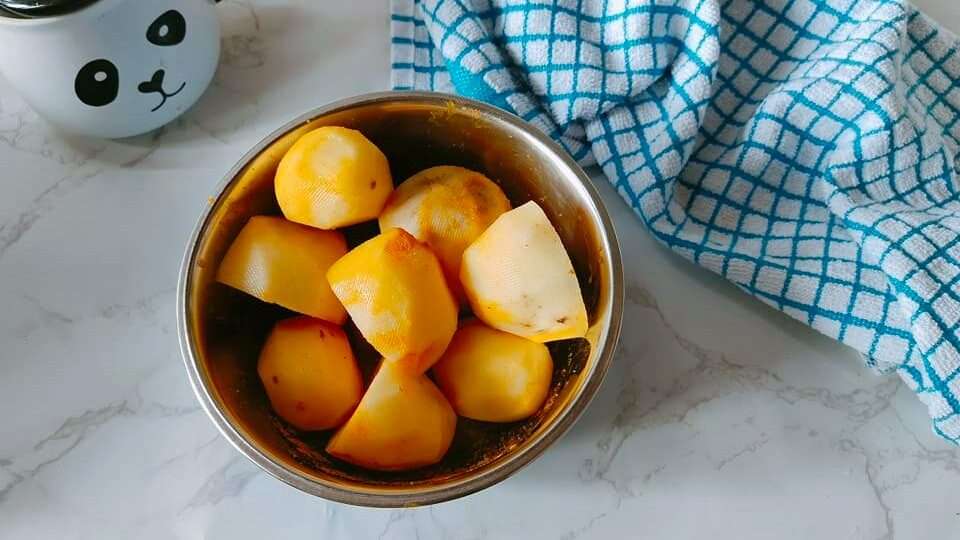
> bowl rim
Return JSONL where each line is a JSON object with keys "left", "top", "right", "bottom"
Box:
{"left": 177, "top": 90, "right": 624, "bottom": 507}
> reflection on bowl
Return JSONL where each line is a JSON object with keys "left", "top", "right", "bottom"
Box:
{"left": 177, "top": 92, "right": 623, "bottom": 507}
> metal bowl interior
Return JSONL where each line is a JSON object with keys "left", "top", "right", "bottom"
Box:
{"left": 178, "top": 92, "right": 623, "bottom": 507}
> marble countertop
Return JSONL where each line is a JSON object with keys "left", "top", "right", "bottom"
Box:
{"left": 1, "top": 1, "right": 959, "bottom": 538}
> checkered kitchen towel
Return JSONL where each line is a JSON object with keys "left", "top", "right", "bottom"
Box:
{"left": 390, "top": 0, "right": 960, "bottom": 443}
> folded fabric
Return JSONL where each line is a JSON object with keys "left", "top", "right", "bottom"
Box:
{"left": 390, "top": 0, "right": 960, "bottom": 444}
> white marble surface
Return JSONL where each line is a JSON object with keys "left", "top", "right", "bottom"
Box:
{"left": 1, "top": 1, "right": 959, "bottom": 538}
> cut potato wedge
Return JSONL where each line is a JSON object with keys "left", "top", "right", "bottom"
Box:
{"left": 460, "top": 201, "right": 588, "bottom": 342}
{"left": 217, "top": 216, "right": 348, "bottom": 323}
{"left": 275, "top": 126, "right": 393, "bottom": 229}
{"left": 257, "top": 317, "right": 363, "bottom": 431}
{"left": 379, "top": 166, "right": 511, "bottom": 301}
{"left": 327, "top": 228, "right": 458, "bottom": 373}
{"left": 433, "top": 319, "right": 553, "bottom": 422}
{"left": 326, "top": 361, "right": 456, "bottom": 471}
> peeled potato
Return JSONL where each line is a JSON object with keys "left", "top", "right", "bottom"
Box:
{"left": 326, "top": 361, "right": 456, "bottom": 471}
{"left": 257, "top": 317, "right": 363, "bottom": 431}
{"left": 433, "top": 320, "right": 553, "bottom": 422}
{"left": 460, "top": 201, "right": 588, "bottom": 342}
{"left": 327, "top": 228, "right": 457, "bottom": 373}
{"left": 378, "top": 166, "right": 511, "bottom": 300}
{"left": 217, "top": 216, "right": 348, "bottom": 323}
{"left": 275, "top": 126, "right": 393, "bottom": 229}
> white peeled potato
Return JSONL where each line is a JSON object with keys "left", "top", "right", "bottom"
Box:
{"left": 275, "top": 126, "right": 393, "bottom": 229}
{"left": 460, "top": 201, "right": 587, "bottom": 342}
{"left": 326, "top": 362, "right": 456, "bottom": 471}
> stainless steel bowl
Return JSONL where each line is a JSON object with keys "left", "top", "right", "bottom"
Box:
{"left": 178, "top": 91, "right": 623, "bottom": 507}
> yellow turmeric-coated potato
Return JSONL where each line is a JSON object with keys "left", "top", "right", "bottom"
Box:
{"left": 433, "top": 320, "right": 553, "bottom": 422}
{"left": 327, "top": 228, "right": 458, "bottom": 373}
{"left": 460, "top": 201, "right": 588, "bottom": 342}
{"left": 216, "top": 216, "right": 348, "bottom": 324}
{"left": 257, "top": 317, "right": 363, "bottom": 431}
{"left": 326, "top": 361, "right": 456, "bottom": 471}
{"left": 378, "top": 166, "right": 511, "bottom": 301}
{"left": 275, "top": 126, "right": 393, "bottom": 229}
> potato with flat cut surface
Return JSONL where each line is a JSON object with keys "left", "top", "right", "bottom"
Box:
{"left": 327, "top": 228, "right": 458, "bottom": 373}
{"left": 433, "top": 319, "right": 553, "bottom": 422}
{"left": 275, "top": 126, "right": 393, "bottom": 229}
{"left": 258, "top": 317, "right": 363, "bottom": 431}
{"left": 379, "top": 166, "right": 511, "bottom": 301}
{"left": 216, "top": 216, "right": 347, "bottom": 323}
{"left": 460, "top": 201, "right": 588, "bottom": 342}
{"left": 326, "top": 361, "right": 456, "bottom": 471}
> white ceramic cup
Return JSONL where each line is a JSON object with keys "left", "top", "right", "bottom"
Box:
{"left": 0, "top": 0, "right": 221, "bottom": 138}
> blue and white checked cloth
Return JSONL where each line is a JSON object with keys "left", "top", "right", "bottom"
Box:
{"left": 390, "top": 0, "right": 960, "bottom": 443}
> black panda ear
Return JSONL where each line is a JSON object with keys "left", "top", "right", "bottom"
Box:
{"left": 147, "top": 10, "right": 186, "bottom": 46}
{"left": 75, "top": 59, "right": 119, "bottom": 107}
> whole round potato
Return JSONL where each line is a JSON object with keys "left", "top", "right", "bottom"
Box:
{"left": 257, "top": 317, "right": 363, "bottom": 431}
{"left": 379, "top": 166, "right": 511, "bottom": 301}
{"left": 433, "top": 319, "right": 552, "bottom": 422}
{"left": 275, "top": 126, "right": 393, "bottom": 229}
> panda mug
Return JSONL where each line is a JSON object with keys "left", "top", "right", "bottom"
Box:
{"left": 0, "top": 0, "right": 221, "bottom": 138}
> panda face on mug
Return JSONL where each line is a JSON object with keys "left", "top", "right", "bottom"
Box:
{"left": 0, "top": 0, "right": 220, "bottom": 137}
{"left": 74, "top": 9, "right": 190, "bottom": 112}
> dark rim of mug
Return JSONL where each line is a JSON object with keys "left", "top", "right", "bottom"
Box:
{"left": 0, "top": 0, "right": 100, "bottom": 18}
